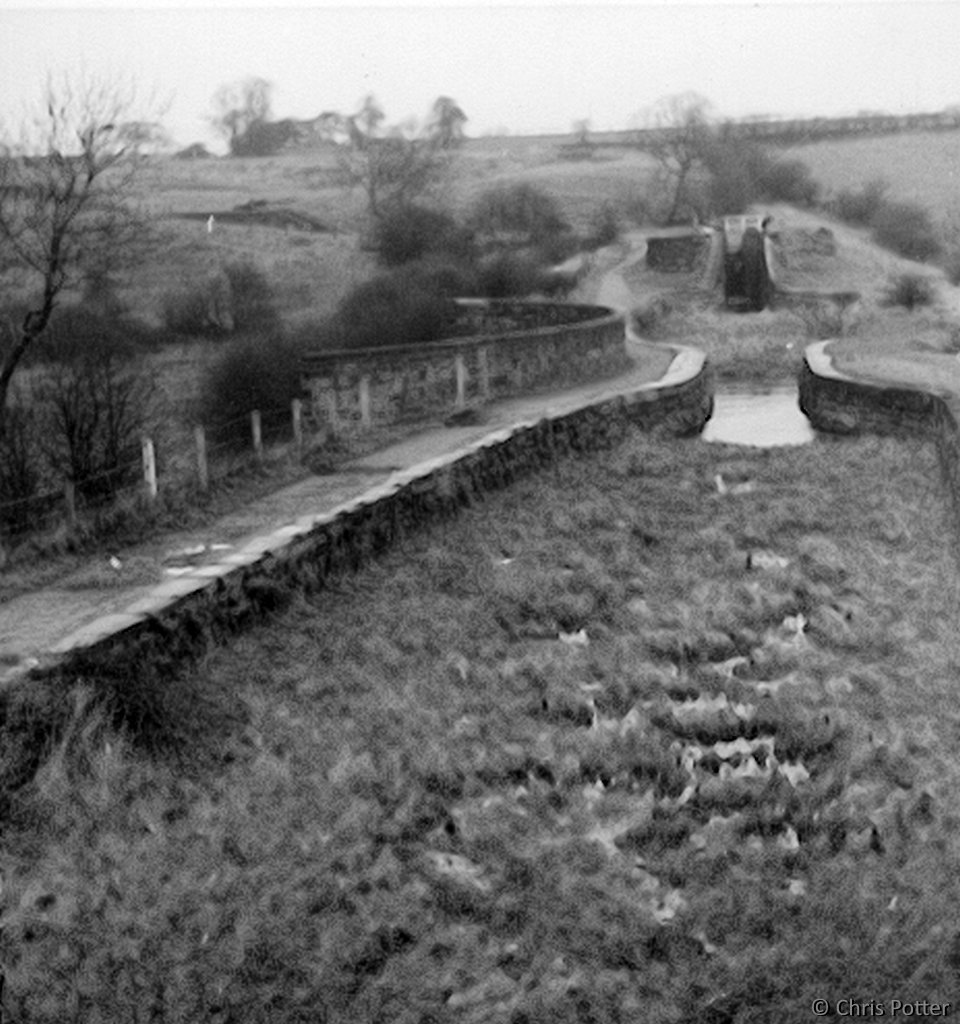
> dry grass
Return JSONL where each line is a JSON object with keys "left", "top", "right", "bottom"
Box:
{"left": 4, "top": 428, "right": 960, "bottom": 1021}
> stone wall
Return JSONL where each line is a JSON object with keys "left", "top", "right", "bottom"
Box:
{"left": 301, "top": 301, "right": 629, "bottom": 435}
{"left": 646, "top": 233, "right": 709, "bottom": 273}
{"left": 800, "top": 341, "right": 960, "bottom": 532}
{"left": 22, "top": 354, "right": 712, "bottom": 692}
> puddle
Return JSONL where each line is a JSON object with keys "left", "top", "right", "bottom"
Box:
{"left": 701, "top": 387, "right": 815, "bottom": 447}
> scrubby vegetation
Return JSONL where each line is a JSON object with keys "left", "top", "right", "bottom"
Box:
{"left": 0, "top": 307, "right": 159, "bottom": 534}
{"left": 161, "top": 260, "right": 280, "bottom": 337}
{"left": 4, "top": 429, "right": 960, "bottom": 1020}
{"left": 880, "top": 271, "right": 938, "bottom": 311}
{"left": 826, "top": 178, "right": 943, "bottom": 264}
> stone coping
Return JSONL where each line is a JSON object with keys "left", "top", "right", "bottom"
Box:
{"left": 2, "top": 342, "right": 709, "bottom": 693}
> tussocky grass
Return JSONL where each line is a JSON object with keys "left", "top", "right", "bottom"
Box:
{"left": 3, "top": 428, "right": 960, "bottom": 1021}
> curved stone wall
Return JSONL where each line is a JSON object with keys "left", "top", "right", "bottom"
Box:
{"left": 8, "top": 347, "right": 712, "bottom": 697}
{"left": 301, "top": 300, "right": 629, "bottom": 435}
{"left": 800, "top": 340, "right": 960, "bottom": 530}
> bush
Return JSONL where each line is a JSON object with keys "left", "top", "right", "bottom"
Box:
{"left": 198, "top": 331, "right": 306, "bottom": 447}
{"left": 880, "top": 272, "right": 937, "bottom": 310}
{"left": 161, "top": 261, "right": 278, "bottom": 337}
{"left": 373, "top": 203, "right": 475, "bottom": 267}
{"left": 222, "top": 260, "right": 280, "bottom": 333}
{"left": 476, "top": 252, "right": 551, "bottom": 298}
{"left": 33, "top": 309, "right": 156, "bottom": 502}
{"left": 334, "top": 271, "right": 457, "bottom": 350}
{"left": 870, "top": 201, "right": 942, "bottom": 262}
{"left": 470, "top": 182, "right": 569, "bottom": 246}
{"left": 757, "top": 158, "right": 820, "bottom": 206}
{"left": 586, "top": 203, "right": 621, "bottom": 249}
{"left": 390, "top": 257, "right": 480, "bottom": 298}
{"left": 831, "top": 178, "right": 889, "bottom": 226}
{"left": 0, "top": 401, "right": 41, "bottom": 536}
{"left": 161, "top": 281, "right": 228, "bottom": 337}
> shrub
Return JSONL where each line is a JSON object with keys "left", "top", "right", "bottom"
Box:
{"left": 586, "top": 203, "right": 621, "bottom": 249}
{"left": 0, "top": 401, "right": 41, "bottom": 537}
{"left": 198, "top": 331, "right": 306, "bottom": 447}
{"left": 373, "top": 203, "right": 475, "bottom": 267}
{"left": 390, "top": 256, "right": 479, "bottom": 298}
{"left": 831, "top": 178, "right": 889, "bottom": 226}
{"left": 161, "top": 281, "right": 226, "bottom": 337}
{"left": 534, "top": 231, "right": 582, "bottom": 265}
{"left": 32, "top": 308, "right": 157, "bottom": 502}
{"left": 222, "top": 260, "right": 280, "bottom": 333}
{"left": 757, "top": 158, "right": 819, "bottom": 206}
{"left": 870, "top": 201, "right": 942, "bottom": 262}
{"left": 476, "top": 252, "right": 550, "bottom": 298}
{"left": 880, "top": 272, "right": 937, "bottom": 310}
{"left": 701, "top": 137, "right": 766, "bottom": 216}
{"left": 334, "top": 271, "right": 457, "bottom": 349}
{"left": 162, "top": 262, "right": 277, "bottom": 337}
{"left": 469, "top": 182, "right": 569, "bottom": 246}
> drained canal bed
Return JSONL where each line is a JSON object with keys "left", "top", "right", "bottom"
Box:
{"left": 701, "top": 386, "right": 815, "bottom": 446}
{"left": 5, "top": 428, "right": 960, "bottom": 1020}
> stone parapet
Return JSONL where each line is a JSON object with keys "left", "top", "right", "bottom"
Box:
{"left": 301, "top": 300, "right": 630, "bottom": 434}
{"left": 9, "top": 346, "right": 711, "bottom": 693}
{"left": 800, "top": 340, "right": 960, "bottom": 534}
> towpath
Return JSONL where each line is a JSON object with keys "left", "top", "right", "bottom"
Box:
{"left": 0, "top": 236, "right": 680, "bottom": 680}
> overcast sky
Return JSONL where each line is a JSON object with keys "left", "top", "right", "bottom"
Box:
{"left": 3, "top": 2, "right": 960, "bottom": 150}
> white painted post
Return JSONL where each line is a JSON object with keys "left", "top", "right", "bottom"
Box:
{"left": 251, "top": 410, "right": 263, "bottom": 461}
{"left": 359, "top": 376, "right": 371, "bottom": 429}
{"left": 291, "top": 398, "right": 303, "bottom": 454}
{"left": 455, "top": 353, "right": 467, "bottom": 409}
{"left": 142, "top": 438, "right": 158, "bottom": 501}
{"left": 194, "top": 425, "right": 209, "bottom": 492}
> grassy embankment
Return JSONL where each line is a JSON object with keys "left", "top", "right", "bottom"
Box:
{"left": 3, "top": 426, "right": 960, "bottom": 1021}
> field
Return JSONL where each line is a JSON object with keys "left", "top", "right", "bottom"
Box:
{"left": 4, "top": 427, "right": 960, "bottom": 1021}
{"left": 788, "top": 129, "right": 960, "bottom": 222}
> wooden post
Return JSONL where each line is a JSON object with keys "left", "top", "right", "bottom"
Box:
{"left": 251, "top": 410, "right": 263, "bottom": 461}
{"left": 455, "top": 354, "right": 467, "bottom": 410}
{"left": 64, "top": 479, "right": 77, "bottom": 529}
{"left": 291, "top": 398, "right": 303, "bottom": 455}
{"left": 142, "top": 437, "right": 158, "bottom": 501}
{"left": 194, "top": 425, "right": 209, "bottom": 492}
{"left": 359, "top": 376, "right": 371, "bottom": 429}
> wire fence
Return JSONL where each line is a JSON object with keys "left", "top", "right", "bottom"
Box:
{"left": 0, "top": 398, "right": 308, "bottom": 551}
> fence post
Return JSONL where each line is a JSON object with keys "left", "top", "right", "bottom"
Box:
{"left": 142, "top": 437, "right": 158, "bottom": 501}
{"left": 251, "top": 410, "right": 263, "bottom": 461}
{"left": 291, "top": 398, "right": 303, "bottom": 456}
{"left": 63, "top": 479, "right": 77, "bottom": 530}
{"left": 195, "top": 425, "right": 209, "bottom": 492}
{"left": 359, "top": 377, "right": 371, "bottom": 429}
{"left": 455, "top": 353, "right": 467, "bottom": 410}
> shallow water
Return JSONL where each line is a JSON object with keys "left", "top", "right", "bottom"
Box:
{"left": 700, "top": 387, "right": 815, "bottom": 447}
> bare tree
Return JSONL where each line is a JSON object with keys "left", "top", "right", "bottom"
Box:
{"left": 209, "top": 77, "right": 273, "bottom": 155}
{"left": 427, "top": 96, "right": 468, "bottom": 150}
{"left": 0, "top": 73, "right": 161, "bottom": 429}
{"left": 642, "top": 92, "right": 716, "bottom": 224}
{"left": 320, "top": 95, "right": 463, "bottom": 219}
